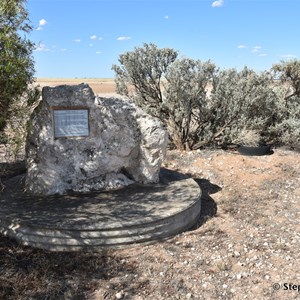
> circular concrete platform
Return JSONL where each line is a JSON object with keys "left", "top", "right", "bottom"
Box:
{"left": 0, "top": 169, "right": 201, "bottom": 251}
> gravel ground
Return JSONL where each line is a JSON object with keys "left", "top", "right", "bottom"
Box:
{"left": 1, "top": 148, "right": 300, "bottom": 300}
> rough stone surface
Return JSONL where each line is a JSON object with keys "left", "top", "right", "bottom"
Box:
{"left": 25, "top": 83, "right": 168, "bottom": 195}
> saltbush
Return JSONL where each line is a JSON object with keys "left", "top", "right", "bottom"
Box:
{"left": 113, "top": 44, "right": 300, "bottom": 150}
{"left": 112, "top": 43, "right": 178, "bottom": 121}
{"left": 201, "top": 67, "right": 278, "bottom": 147}
{"left": 270, "top": 60, "right": 300, "bottom": 149}
{"left": 163, "top": 58, "right": 216, "bottom": 149}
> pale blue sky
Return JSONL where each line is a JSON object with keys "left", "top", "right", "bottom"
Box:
{"left": 28, "top": 0, "right": 300, "bottom": 78}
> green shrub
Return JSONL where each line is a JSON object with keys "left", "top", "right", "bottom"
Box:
{"left": 271, "top": 60, "right": 300, "bottom": 149}
{"left": 163, "top": 58, "right": 216, "bottom": 149}
{"left": 113, "top": 44, "right": 300, "bottom": 150}
{"left": 271, "top": 118, "right": 300, "bottom": 150}
{"left": 112, "top": 43, "right": 178, "bottom": 120}
{"left": 113, "top": 45, "right": 216, "bottom": 150}
{"left": 195, "top": 67, "right": 278, "bottom": 147}
{"left": 272, "top": 59, "right": 300, "bottom": 101}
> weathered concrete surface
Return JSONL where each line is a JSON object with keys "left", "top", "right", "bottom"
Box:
{"left": 25, "top": 84, "right": 168, "bottom": 195}
{"left": 0, "top": 169, "right": 201, "bottom": 251}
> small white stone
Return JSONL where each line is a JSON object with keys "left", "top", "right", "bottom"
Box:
{"left": 115, "top": 291, "right": 124, "bottom": 299}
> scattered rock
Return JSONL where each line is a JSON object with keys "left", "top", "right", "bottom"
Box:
{"left": 115, "top": 290, "right": 124, "bottom": 299}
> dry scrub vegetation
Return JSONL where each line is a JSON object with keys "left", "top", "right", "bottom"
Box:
{"left": 1, "top": 148, "right": 300, "bottom": 300}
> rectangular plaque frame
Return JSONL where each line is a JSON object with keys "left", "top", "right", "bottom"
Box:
{"left": 52, "top": 107, "right": 90, "bottom": 138}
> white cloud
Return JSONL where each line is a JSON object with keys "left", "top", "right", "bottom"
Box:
{"left": 117, "top": 36, "right": 131, "bottom": 41}
{"left": 39, "top": 19, "right": 47, "bottom": 26}
{"left": 36, "top": 18, "right": 47, "bottom": 30}
{"left": 252, "top": 46, "right": 262, "bottom": 53}
{"left": 98, "top": 37, "right": 103, "bottom": 40}
{"left": 280, "top": 54, "right": 297, "bottom": 59}
{"left": 258, "top": 53, "right": 268, "bottom": 57}
{"left": 238, "top": 44, "right": 247, "bottom": 49}
{"left": 35, "top": 43, "right": 49, "bottom": 52}
{"left": 73, "top": 39, "right": 81, "bottom": 43}
{"left": 89, "top": 43, "right": 93, "bottom": 47}
{"left": 212, "top": 0, "right": 224, "bottom": 7}
{"left": 164, "top": 15, "right": 169, "bottom": 19}
{"left": 96, "top": 51, "right": 102, "bottom": 54}
{"left": 90, "top": 35, "right": 97, "bottom": 40}
{"left": 60, "top": 48, "right": 67, "bottom": 52}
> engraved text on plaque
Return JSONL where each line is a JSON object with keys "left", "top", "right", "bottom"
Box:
{"left": 53, "top": 109, "right": 89, "bottom": 138}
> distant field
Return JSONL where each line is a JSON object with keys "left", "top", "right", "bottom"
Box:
{"left": 35, "top": 78, "right": 116, "bottom": 95}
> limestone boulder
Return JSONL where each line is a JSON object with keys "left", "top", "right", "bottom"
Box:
{"left": 25, "top": 83, "right": 168, "bottom": 195}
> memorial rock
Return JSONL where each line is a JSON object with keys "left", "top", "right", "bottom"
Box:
{"left": 25, "top": 83, "right": 168, "bottom": 195}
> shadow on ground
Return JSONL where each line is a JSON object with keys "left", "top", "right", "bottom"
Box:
{"left": 190, "top": 178, "right": 220, "bottom": 229}
{"left": 0, "top": 161, "right": 26, "bottom": 179}
{"left": 0, "top": 234, "right": 143, "bottom": 299}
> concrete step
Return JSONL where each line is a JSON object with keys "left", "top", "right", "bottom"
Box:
{"left": 4, "top": 198, "right": 200, "bottom": 251}
{"left": 1, "top": 169, "right": 202, "bottom": 251}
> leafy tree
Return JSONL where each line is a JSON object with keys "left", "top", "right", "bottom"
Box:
{"left": 0, "top": 0, "right": 35, "bottom": 144}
